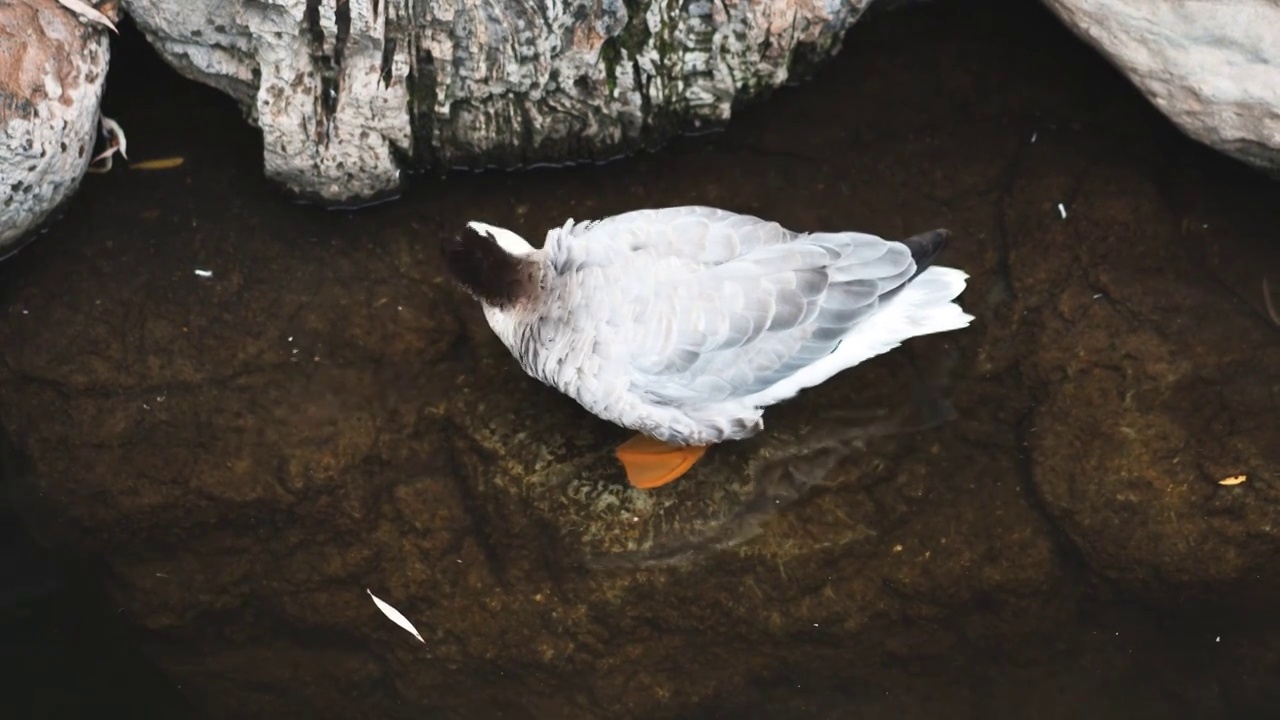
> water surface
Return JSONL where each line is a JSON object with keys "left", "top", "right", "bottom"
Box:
{"left": 2, "top": 0, "right": 1278, "bottom": 718}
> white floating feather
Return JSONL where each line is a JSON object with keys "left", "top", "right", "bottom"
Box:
{"left": 366, "top": 588, "right": 425, "bottom": 643}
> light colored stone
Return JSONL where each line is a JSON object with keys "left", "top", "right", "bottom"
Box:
{"left": 0, "top": 0, "right": 112, "bottom": 258}
{"left": 121, "top": 0, "right": 869, "bottom": 206}
{"left": 1043, "top": 0, "right": 1280, "bottom": 175}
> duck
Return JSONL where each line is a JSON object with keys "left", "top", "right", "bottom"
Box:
{"left": 443, "top": 206, "right": 974, "bottom": 490}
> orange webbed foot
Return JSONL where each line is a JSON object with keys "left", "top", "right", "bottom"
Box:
{"left": 614, "top": 434, "right": 708, "bottom": 489}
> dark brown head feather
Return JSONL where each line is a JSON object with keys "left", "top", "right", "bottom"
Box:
{"left": 443, "top": 226, "right": 534, "bottom": 308}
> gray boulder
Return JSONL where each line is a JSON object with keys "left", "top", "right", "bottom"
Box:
{"left": 119, "top": 0, "right": 870, "bottom": 205}
{"left": 0, "top": 0, "right": 113, "bottom": 258}
{"left": 1043, "top": 0, "right": 1280, "bottom": 177}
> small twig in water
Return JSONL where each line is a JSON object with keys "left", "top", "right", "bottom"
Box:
{"left": 87, "top": 116, "right": 127, "bottom": 173}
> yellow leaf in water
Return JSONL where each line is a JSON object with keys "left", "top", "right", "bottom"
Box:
{"left": 131, "top": 157, "right": 186, "bottom": 171}
{"left": 1218, "top": 475, "right": 1247, "bottom": 486}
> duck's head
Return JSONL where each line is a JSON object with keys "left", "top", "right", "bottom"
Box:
{"left": 443, "top": 221, "right": 539, "bottom": 309}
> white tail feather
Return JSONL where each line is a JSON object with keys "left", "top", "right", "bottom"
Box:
{"left": 744, "top": 266, "right": 974, "bottom": 407}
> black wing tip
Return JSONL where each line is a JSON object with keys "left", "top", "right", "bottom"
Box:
{"left": 902, "top": 228, "right": 950, "bottom": 275}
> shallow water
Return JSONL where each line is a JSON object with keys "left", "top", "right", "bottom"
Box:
{"left": 2, "top": 0, "right": 1279, "bottom": 718}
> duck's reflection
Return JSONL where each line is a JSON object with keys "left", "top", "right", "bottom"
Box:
{"left": 582, "top": 376, "right": 958, "bottom": 569}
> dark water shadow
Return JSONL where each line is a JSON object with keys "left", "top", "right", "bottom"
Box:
{"left": 0, "top": 422, "right": 196, "bottom": 717}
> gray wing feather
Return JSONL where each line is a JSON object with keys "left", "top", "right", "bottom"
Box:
{"left": 551, "top": 209, "right": 918, "bottom": 405}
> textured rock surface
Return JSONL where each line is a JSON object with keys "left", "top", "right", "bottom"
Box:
{"left": 1005, "top": 134, "right": 1280, "bottom": 606}
{"left": 2, "top": 2, "right": 1279, "bottom": 718}
{"left": 1043, "top": 0, "right": 1280, "bottom": 176}
{"left": 0, "top": 0, "right": 112, "bottom": 258}
{"left": 119, "top": 0, "right": 868, "bottom": 205}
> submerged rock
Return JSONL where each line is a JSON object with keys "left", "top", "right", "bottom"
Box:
{"left": 119, "top": 0, "right": 870, "bottom": 205}
{"left": 1043, "top": 0, "right": 1280, "bottom": 177}
{"left": 1008, "top": 151, "right": 1280, "bottom": 607}
{"left": 0, "top": 0, "right": 113, "bottom": 259}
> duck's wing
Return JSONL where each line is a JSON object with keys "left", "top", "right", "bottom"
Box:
{"left": 554, "top": 208, "right": 921, "bottom": 406}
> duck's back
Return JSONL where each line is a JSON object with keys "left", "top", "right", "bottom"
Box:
{"left": 542, "top": 206, "right": 802, "bottom": 274}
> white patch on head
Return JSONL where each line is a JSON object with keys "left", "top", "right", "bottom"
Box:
{"left": 467, "top": 221, "right": 536, "bottom": 257}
